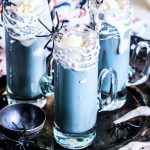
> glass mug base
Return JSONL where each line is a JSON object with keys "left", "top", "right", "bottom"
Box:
{"left": 7, "top": 96, "right": 47, "bottom": 108}
{"left": 99, "top": 89, "right": 127, "bottom": 111}
{"left": 53, "top": 123, "right": 96, "bottom": 149}
{"left": 100, "top": 95, "right": 126, "bottom": 111}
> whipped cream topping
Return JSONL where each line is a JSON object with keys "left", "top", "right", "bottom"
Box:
{"left": 90, "top": 0, "right": 132, "bottom": 54}
{"left": 53, "top": 26, "right": 99, "bottom": 71}
{"left": 3, "top": 0, "right": 52, "bottom": 45}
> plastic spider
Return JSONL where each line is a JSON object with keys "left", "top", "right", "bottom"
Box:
{"left": 36, "top": 11, "right": 64, "bottom": 50}
{"left": 108, "top": 120, "right": 141, "bottom": 142}
{"left": 36, "top": 12, "right": 63, "bottom": 95}
{"left": 12, "top": 122, "right": 34, "bottom": 150}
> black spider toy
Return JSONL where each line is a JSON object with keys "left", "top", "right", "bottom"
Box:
{"left": 108, "top": 119, "right": 142, "bottom": 142}
{"left": 36, "top": 11, "right": 64, "bottom": 50}
{"left": 12, "top": 122, "right": 34, "bottom": 150}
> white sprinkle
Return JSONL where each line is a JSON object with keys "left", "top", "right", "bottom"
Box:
{"left": 79, "top": 79, "right": 87, "bottom": 84}
{"left": 10, "top": 40, "right": 15, "bottom": 44}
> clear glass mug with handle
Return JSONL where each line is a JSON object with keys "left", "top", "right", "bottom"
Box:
{"left": 52, "top": 25, "right": 118, "bottom": 149}
{"left": 3, "top": 0, "right": 53, "bottom": 107}
{"left": 90, "top": 0, "right": 150, "bottom": 111}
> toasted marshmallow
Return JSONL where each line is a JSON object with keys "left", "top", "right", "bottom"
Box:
{"left": 60, "top": 33, "right": 84, "bottom": 48}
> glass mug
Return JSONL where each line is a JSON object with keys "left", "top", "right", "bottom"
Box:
{"left": 52, "top": 26, "right": 117, "bottom": 149}
{"left": 91, "top": 0, "right": 150, "bottom": 111}
{"left": 3, "top": 0, "right": 53, "bottom": 107}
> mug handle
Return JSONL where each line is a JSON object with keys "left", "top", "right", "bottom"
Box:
{"left": 128, "top": 41, "right": 150, "bottom": 86}
{"left": 97, "top": 68, "right": 118, "bottom": 112}
{"left": 40, "top": 52, "right": 54, "bottom": 96}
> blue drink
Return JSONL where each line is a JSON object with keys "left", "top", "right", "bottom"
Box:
{"left": 3, "top": 0, "right": 52, "bottom": 107}
{"left": 99, "top": 23, "right": 131, "bottom": 96}
{"left": 5, "top": 31, "right": 47, "bottom": 104}
{"left": 54, "top": 62, "right": 98, "bottom": 133}
{"left": 53, "top": 26, "right": 99, "bottom": 149}
{"left": 90, "top": 0, "right": 132, "bottom": 110}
